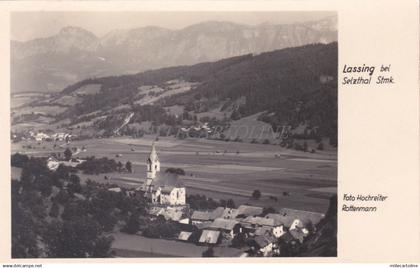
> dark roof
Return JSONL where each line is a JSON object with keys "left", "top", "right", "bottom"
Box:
{"left": 264, "top": 213, "right": 296, "bottom": 228}
{"left": 279, "top": 231, "right": 296, "bottom": 243}
{"left": 277, "top": 208, "right": 324, "bottom": 226}
{"left": 253, "top": 235, "right": 275, "bottom": 248}
{"left": 289, "top": 228, "right": 307, "bottom": 243}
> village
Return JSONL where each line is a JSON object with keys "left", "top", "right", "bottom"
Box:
{"left": 92, "top": 142, "right": 326, "bottom": 257}
{"left": 11, "top": 140, "right": 329, "bottom": 257}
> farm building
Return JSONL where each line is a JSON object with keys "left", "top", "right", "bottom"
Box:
{"left": 208, "top": 218, "right": 241, "bottom": 238}
{"left": 236, "top": 205, "right": 264, "bottom": 218}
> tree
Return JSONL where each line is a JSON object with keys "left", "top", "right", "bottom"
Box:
{"left": 44, "top": 217, "right": 113, "bottom": 258}
{"left": 49, "top": 202, "right": 60, "bottom": 218}
{"left": 11, "top": 153, "right": 29, "bottom": 167}
{"left": 252, "top": 189, "right": 261, "bottom": 200}
{"left": 261, "top": 207, "right": 275, "bottom": 216}
{"left": 231, "top": 233, "right": 247, "bottom": 248}
{"left": 125, "top": 161, "right": 132, "bottom": 173}
{"left": 117, "top": 161, "right": 123, "bottom": 172}
{"left": 165, "top": 167, "right": 185, "bottom": 176}
{"left": 317, "top": 142, "right": 324, "bottom": 151}
{"left": 122, "top": 214, "right": 140, "bottom": 234}
{"left": 226, "top": 199, "right": 235, "bottom": 208}
{"left": 64, "top": 148, "right": 72, "bottom": 161}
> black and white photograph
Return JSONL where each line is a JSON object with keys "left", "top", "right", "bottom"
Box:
{"left": 10, "top": 11, "right": 338, "bottom": 258}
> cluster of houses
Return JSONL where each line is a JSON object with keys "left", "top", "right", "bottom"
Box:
{"left": 197, "top": 206, "right": 324, "bottom": 256}
{"left": 136, "top": 142, "right": 324, "bottom": 257}
{"left": 148, "top": 204, "right": 324, "bottom": 257}
{"left": 24, "top": 131, "right": 73, "bottom": 142}
{"left": 180, "top": 122, "right": 212, "bottom": 134}
{"left": 46, "top": 155, "right": 86, "bottom": 171}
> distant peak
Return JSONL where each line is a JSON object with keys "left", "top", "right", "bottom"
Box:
{"left": 59, "top": 26, "right": 97, "bottom": 38}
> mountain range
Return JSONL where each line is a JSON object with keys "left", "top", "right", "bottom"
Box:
{"left": 11, "top": 17, "right": 337, "bottom": 93}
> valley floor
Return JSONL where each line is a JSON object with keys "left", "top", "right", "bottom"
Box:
{"left": 11, "top": 136, "right": 337, "bottom": 214}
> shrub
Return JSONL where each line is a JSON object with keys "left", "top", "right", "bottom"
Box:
{"left": 252, "top": 190, "right": 261, "bottom": 199}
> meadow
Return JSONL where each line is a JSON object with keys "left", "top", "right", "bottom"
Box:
{"left": 11, "top": 136, "right": 337, "bottom": 213}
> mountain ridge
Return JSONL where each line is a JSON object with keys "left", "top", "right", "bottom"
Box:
{"left": 11, "top": 18, "right": 337, "bottom": 93}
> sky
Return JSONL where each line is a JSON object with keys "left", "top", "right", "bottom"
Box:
{"left": 11, "top": 11, "right": 335, "bottom": 41}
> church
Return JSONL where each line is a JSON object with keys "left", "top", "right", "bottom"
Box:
{"left": 139, "top": 142, "right": 186, "bottom": 206}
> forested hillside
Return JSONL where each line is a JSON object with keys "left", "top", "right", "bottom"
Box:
{"left": 13, "top": 43, "right": 337, "bottom": 145}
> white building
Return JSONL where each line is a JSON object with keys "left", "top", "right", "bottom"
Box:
{"left": 151, "top": 186, "right": 186, "bottom": 206}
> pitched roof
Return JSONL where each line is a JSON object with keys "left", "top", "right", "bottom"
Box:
{"left": 289, "top": 228, "right": 307, "bottom": 243}
{"left": 279, "top": 231, "right": 296, "bottom": 243}
{"left": 210, "top": 207, "right": 225, "bottom": 219}
{"left": 191, "top": 207, "right": 225, "bottom": 222}
{"left": 255, "top": 226, "right": 272, "bottom": 236}
{"left": 220, "top": 208, "right": 239, "bottom": 219}
{"left": 277, "top": 208, "right": 325, "bottom": 226}
{"left": 148, "top": 142, "right": 159, "bottom": 162}
{"left": 253, "top": 235, "right": 274, "bottom": 248}
{"left": 196, "top": 222, "right": 212, "bottom": 230}
{"left": 264, "top": 213, "right": 296, "bottom": 228}
{"left": 237, "top": 205, "right": 263, "bottom": 217}
{"left": 199, "top": 230, "right": 220, "bottom": 244}
{"left": 178, "top": 231, "right": 192, "bottom": 241}
{"left": 149, "top": 206, "right": 183, "bottom": 221}
{"left": 241, "top": 216, "right": 276, "bottom": 227}
{"left": 209, "top": 218, "right": 239, "bottom": 231}
{"left": 191, "top": 211, "right": 211, "bottom": 221}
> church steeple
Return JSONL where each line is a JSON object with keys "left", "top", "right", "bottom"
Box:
{"left": 146, "top": 141, "right": 160, "bottom": 180}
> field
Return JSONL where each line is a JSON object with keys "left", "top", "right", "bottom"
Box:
{"left": 11, "top": 136, "right": 337, "bottom": 213}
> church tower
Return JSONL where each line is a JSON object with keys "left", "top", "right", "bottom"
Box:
{"left": 145, "top": 142, "right": 160, "bottom": 187}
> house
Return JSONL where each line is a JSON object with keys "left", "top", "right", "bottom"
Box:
{"left": 34, "top": 132, "right": 50, "bottom": 141}
{"left": 199, "top": 230, "right": 220, "bottom": 245}
{"left": 209, "top": 218, "right": 241, "bottom": 238}
{"left": 250, "top": 235, "right": 278, "bottom": 256}
{"left": 219, "top": 207, "right": 239, "bottom": 219}
{"left": 277, "top": 208, "right": 325, "bottom": 227}
{"left": 191, "top": 211, "right": 212, "bottom": 225}
{"left": 240, "top": 215, "right": 286, "bottom": 238}
{"left": 108, "top": 187, "right": 122, "bottom": 193}
{"left": 289, "top": 228, "right": 308, "bottom": 243}
{"left": 264, "top": 213, "right": 302, "bottom": 230}
{"left": 51, "top": 132, "right": 71, "bottom": 141}
{"left": 178, "top": 231, "right": 192, "bottom": 242}
{"left": 152, "top": 186, "right": 186, "bottom": 206}
{"left": 272, "top": 225, "right": 286, "bottom": 238}
{"left": 191, "top": 207, "right": 225, "bottom": 225}
{"left": 47, "top": 156, "right": 60, "bottom": 171}
{"left": 236, "top": 205, "right": 263, "bottom": 218}
{"left": 149, "top": 206, "right": 184, "bottom": 221}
